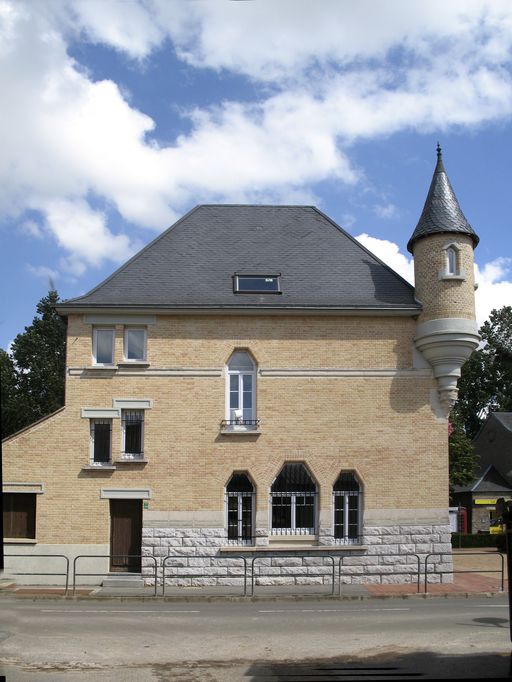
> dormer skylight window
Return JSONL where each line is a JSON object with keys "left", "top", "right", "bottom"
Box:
{"left": 234, "top": 274, "right": 281, "bottom": 294}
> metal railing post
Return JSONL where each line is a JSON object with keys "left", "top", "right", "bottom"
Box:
{"left": 4, "top": 553, "right": 70, "bottom": 594}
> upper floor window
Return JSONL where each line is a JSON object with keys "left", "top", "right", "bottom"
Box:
{"left": 234, "top": 274, "right": 281, "bottom": 294}
{"left": 333, "top": 472, "right": 361, "bottom": 544}
{"left": 90, "top": 419, "right": 112, "bottom": 465}
{"left": 226, "top": 473, "right": 255, "bottom": 544}
{"left": 446, "top": 246, "right": 458, "bottom": 275}
{"left": 124, "top": 328, "right": 147, "bottom": 362}
{"left": 440, "top": 242, "right": 464, "bottom": 280}
{"left": 270, "top": 463, "right": 317, "bottom": 535}
{"left": 93, "top": 328, "right": 115, "bottom": 365}
{"left": 224, "top": 351, "right": 258, "bottom": 430}
{"left": 121, "top": 410, "right": 144, "bottom": 459}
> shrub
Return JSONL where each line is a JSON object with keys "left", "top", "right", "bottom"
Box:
{"left": 451, "top": 533, "right": 501, "bottom": 549}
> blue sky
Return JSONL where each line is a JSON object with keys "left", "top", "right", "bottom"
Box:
{"left": 1, "top": 0, "right": 511, "bottom": 349}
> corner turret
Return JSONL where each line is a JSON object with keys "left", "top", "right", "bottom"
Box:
{"left": 410, "top": 145, "right": 480, "bottom": 414}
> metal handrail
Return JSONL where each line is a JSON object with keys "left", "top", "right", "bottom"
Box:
{"left": 337, "top": 553, "right": 421, "bottom": 595}
{"left": 424, "top": 550, "right": 505, "bottom": 593}
{"left": 220, "top": 419, "right": 260, "bottom": 427}
{"left": 251, "top": 554, "right": 335, "bottom": 597}
{"left": 162, "top": 555, "right": 248, "bottom": 596}
{"left": 72, "top": 555, "right": 158, "bottom": 596}
{"left": 4, "top": 554, "right": 70, "bottom": 594}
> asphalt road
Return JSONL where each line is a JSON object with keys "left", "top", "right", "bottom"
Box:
{"left": 1, "top": 595, "right": 511, "bottom": 680}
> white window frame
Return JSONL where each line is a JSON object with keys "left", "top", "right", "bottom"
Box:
{"left": 89, "top": 418, "right": 113, "bottom": 466}
{"left": 225, "top": 491, "right": 255, "bottom": 545}
{"left": 333, "top": 473, "right": 362, "bottom": 545}
{"left": 92, "top": 327, "right": 115, "bottom": 366}
{"left": 439, "top": 242, "right": 465, "bottom": 280}
{"left": 446, "top": 246, "right": 458, "bottom": 275}
{"left": 123, "top": 327, "right": 147, "bottom": 362}
{"left": 225, "top": 352, "right": 257, "bottom": 428}
{"left": 269, "top": 492, "right": 317, "bottom": 535}
{"left": 120, "top": 409, "right": 145, "bottom": 460}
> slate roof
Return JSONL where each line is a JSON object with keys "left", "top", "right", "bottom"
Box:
{"left": 407, "top": 145, "right": 479, "bottom": 253}
{"left": 454, "top": 413, "right": 512, "bottom": 492}
{"left": 453, "top": 465, "right": 512, "bottom": 494}
{"left": 59, "top": 205, "right": 419, "bottom": 312}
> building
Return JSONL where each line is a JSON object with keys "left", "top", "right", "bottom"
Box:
{"left": 2, "top": 147, "right": 480, "bottom": 587}
{"left": 452, "top": 413, "right": 512, "bottom": 533}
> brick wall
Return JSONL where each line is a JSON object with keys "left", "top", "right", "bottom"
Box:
{"left": 3, "top": 313, "right": 447, "bottom": 550}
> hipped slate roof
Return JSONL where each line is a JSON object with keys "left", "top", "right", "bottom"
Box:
{"left": 407, "top": 145, "right": 479, "bottom": 253}
{"left": 453, "top": 465, "right": 512, "bottom": 494}
{"left": 454, "top": 413, "right": 512, "bottom": 493}
{"left": 59, "top": 205, "right": 419, "bottom": 312}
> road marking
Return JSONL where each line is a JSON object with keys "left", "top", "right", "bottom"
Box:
{"left": 258, "top": 608, "right": 410, "bottom": 613}
{"left": 39, "top": 609, "right": 201, "bottom": 613}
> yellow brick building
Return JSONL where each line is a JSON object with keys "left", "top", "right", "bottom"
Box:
{"left": 2, "top": 148, "right": 480, "bottom": 587}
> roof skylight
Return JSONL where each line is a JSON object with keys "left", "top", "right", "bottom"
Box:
{"left": 234, "top": 275, "right": 281, "bottom": 294}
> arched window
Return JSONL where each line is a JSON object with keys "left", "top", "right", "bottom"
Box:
{"left": 446, "top": 246, "right": 458, "bottom": 275}
{"left": 225, "top": 351, "right": 257, "bottom": 429}
{"left": 270, "top": 463, "right": 317, "bottom": 535}
{"left": 226, "top": 473, "right": 254, "bottom": 544}
{"left": 333, "top": 472, "right": 361, "bottom": 544}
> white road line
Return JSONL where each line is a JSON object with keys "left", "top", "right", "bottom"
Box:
{"left": 258, "top": 608, "right": 410, "bottom": 613}
{"left": 40, "top": 609, "right": 200, "bottom": 613}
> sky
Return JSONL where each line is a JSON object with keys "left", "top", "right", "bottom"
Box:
{"left": 1, "top": 0, "right": 511, "bottom": 350}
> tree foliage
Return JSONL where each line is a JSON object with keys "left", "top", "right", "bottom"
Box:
{"left": 1, "top": 290, "right": 66, "bottom": 438}
{"left": 454, "top": 305, "right": 512, "bottom": 440}
{"left": 448, "top": 413, "right": 478, "bottom": 489}
{"left": 448, "top": 305, "right": 512, "bottom": 489}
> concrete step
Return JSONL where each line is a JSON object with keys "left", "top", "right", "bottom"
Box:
{"left": 102, "top": 573, "right": 144, "bottom": 588}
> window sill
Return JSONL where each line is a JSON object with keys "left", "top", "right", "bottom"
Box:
{"left": 4, "top": 538, "right": 37, "bottom": 544}
{"left": 220, "top": 426, "right": 261, "bottom": 436}
{"left": 438, "top": 273, "right": 466, "bottom": 281}
{"left": 269, "top": 534, "right": 317, "bottom": 542}
{"left": 117, "top": 362, "right": 150, "bottom": 368}
{"left": 115, "top": 458, "right": 148, "bottom": 464}
{"left": 85, "top": 365, "right": 117, "bottom": 372}
{"left": 81, "top": 465, "right": 116, "bottom": 471}
{"left": 220, "top": 544, "right": 367, "bottom": 553}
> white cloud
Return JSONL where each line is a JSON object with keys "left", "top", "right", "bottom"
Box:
{"left": 43, "top": 199, "right": 139, "bottom": 274}
{"left": 374, "top": 203, "right": 398, "bottom": 219}
{"left": 26, "top": 264, "right": 59, "bottom": 282}
{"left": 149, "top": 0, "right": 512, "bottom": 82}
{"left": 475, "top": 258, "right": 512, "bottom": 327}
{"left": 19, "top": 220, "right": 43, "bottom": 239}
{"left": 0, "top": 0, "right": 511, "bottom": 278}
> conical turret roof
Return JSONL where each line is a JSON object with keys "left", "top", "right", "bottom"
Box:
{"left": 407, "top": 145, "right": 479, "bottom": 253}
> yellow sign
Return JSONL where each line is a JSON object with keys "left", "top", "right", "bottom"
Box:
{"left": 475, "top": 499, "right": 498, "bottom": 505}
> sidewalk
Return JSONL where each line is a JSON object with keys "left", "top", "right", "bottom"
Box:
{"left": 1, "top": 548, "right": 507, "bottom": 600}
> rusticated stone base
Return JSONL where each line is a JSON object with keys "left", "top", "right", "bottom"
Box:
{"left": 141, "top": 524, "right": 453, "bottom": 587}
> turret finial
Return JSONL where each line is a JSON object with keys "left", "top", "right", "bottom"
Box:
{"left": 436, "top": 142, "right": 442, "bottom": 160}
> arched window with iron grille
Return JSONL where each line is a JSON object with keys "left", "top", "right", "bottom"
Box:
{"left": 226, "top": 473, "right": 255, "bottom": 544}
{"left": 270, "top": 463, "right": 317, "bottom": 535}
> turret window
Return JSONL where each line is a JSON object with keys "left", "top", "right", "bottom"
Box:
{"left": 440, "top": 242, "right": 465, "bottom": 280}
{"left": 446, "top": 247, "right": 458, "bottom": 275}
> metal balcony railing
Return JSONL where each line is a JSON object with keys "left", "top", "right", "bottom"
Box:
{"left": 220, "top": 419, "right": 260, "bottom": 431}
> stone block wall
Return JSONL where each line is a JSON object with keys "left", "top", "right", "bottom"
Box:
{"left": 141, "top": 524, "right": 453, "bottom": 587}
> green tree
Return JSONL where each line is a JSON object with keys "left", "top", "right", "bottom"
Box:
{"left": 454, "top": 305, "right": 512, "bottom": 439}
{"left": 1, "top": 290, "right": 66, "bottom": 438}
{"left": 448, "top": 413, "right": 478, "bottom": 489}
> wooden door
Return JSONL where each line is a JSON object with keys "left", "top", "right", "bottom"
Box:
{"left": 109, "top": 499, "right": 142, "bottom": 572}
